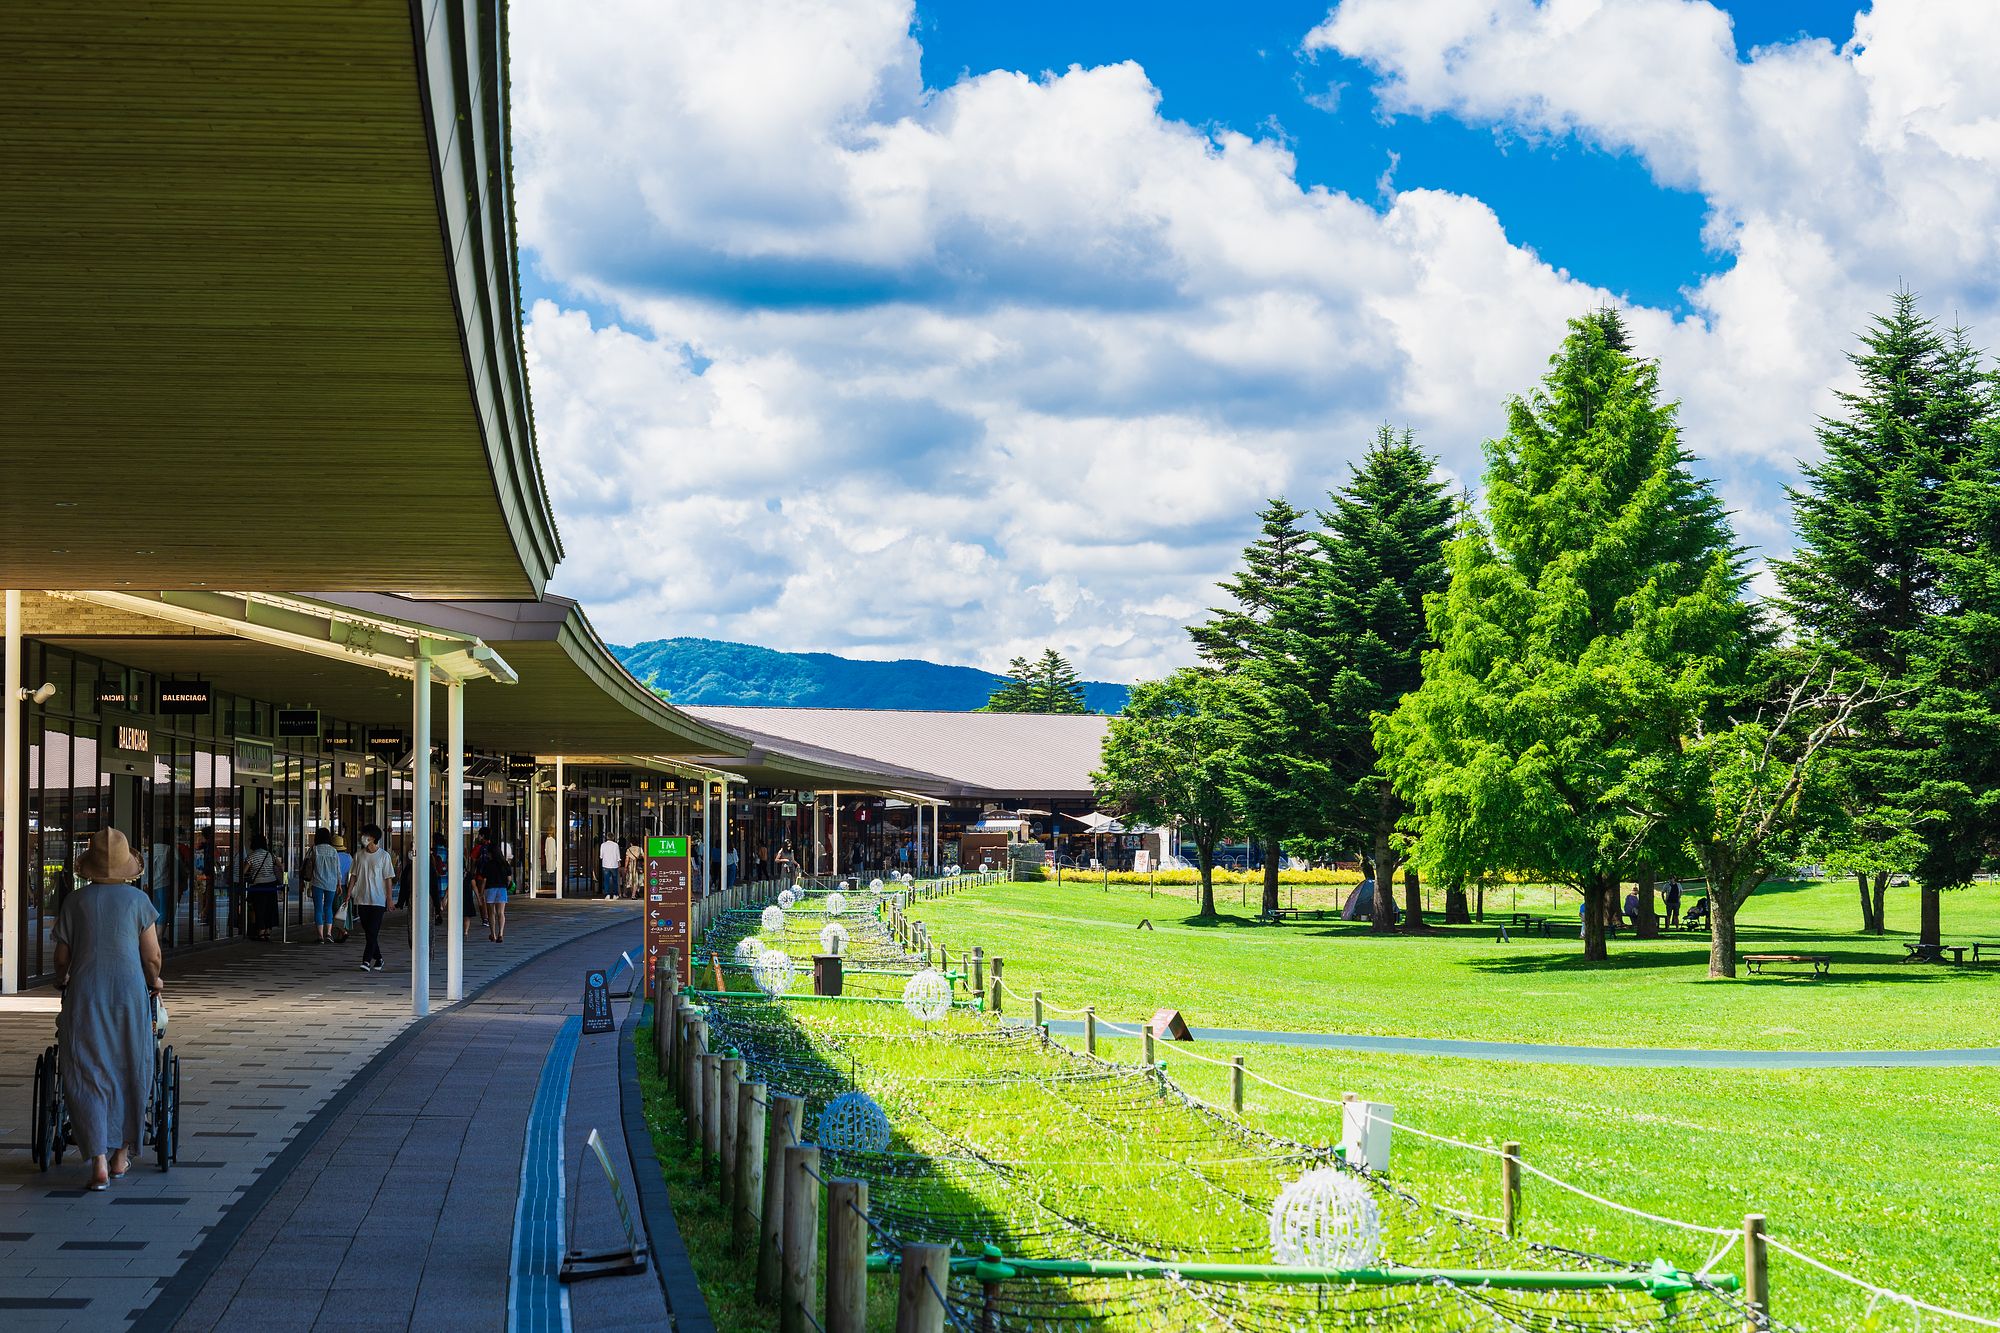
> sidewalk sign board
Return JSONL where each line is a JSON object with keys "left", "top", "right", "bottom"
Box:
{"left": 582, "top": 969, "right": 614, "bottom": 1035}
{"left": 643, "top": 835, "right": 692, "bottom": 996}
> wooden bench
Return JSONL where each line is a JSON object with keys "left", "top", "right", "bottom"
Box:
{"left": 1744, "top": 953, "right": 1831, "bottom": 977}
{"left": 1975, "top": 943, "right": 2000, "bottom": 962}
{"left": 1262, "top": 907, "right": 1300, "bottom": 923}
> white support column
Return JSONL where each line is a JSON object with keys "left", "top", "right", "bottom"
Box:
{"left": 526, "top": 772, "right": 541, "bottom": 898}
{"left": 700, "top": 779, "right": 713, "bottom": 897}
{"left": 915, "top": 802, "right": 924, "bottom": 877}
{"left": 3, "top": 590, "right": 20, "bottom": 995}
{"left": 446, "top": 680, "right": 464, "bottom": 1002}
{"left": 554, "top": 756, "right": 566, "bottom": 899}
{"left": 830, "top": 790, "right": 841, "bottom": 882}
{"left": 932, "top": 801, "right": 940, "bottom": 871}
{"left": 411, "top": 648, "right": 433, "bottom": 1018}
{"left": 720, "top": 780, "right": 731, "bottom": 899}
{"left": 812, "top": 793, "right": 824, "bottom": 875}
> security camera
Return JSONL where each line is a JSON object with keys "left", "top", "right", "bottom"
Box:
{"left": 24, "top": 682, "right": 55, "bottom": 705}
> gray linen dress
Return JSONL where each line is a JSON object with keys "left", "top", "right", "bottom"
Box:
{"left": 54, "top": 882, "right": 158, "bottom": 1158}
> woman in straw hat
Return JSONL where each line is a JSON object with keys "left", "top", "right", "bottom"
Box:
{"left": 53, "top": 828, "right": 165, "bottom": 1190}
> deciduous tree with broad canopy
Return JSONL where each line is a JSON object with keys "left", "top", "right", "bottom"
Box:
{"left": 1093, "top": 669, "right": 1240, "bottom": 918}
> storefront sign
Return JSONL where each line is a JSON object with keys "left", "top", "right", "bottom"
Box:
{"left": 114, "top": 723, "right": 151, "bottom": 755}
{"left": 780, "top": 802, "right": 799, "bottom": 818}
{"left": 276, "top": 708, "right": 321, "bottom": 738}
{"left": 366, "top": 727, "right": 406, "bottom": 757}
{"left": 234, "top": 739, "right": 274, "bottom": 777}
{"left": 158, "top": 680, "right": 212, "bottom": 715}
{"left": 340, "top": 761, "right": 365, "bottom": 780}
{"left": 581, "top": 969, "right": 614, "bottom": 1035}
{"left": 93, "top": 682, "right": 139, "bottom": 709}
{"left": 607, "top": 770, "right": 633, "bottom": 790}
{"left": 643, "top": 835, "right": 692, "bottom": 997}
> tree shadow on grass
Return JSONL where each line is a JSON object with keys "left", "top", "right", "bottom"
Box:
{"left": 1465, "top": 945, "right": 1993, "bottom": 983}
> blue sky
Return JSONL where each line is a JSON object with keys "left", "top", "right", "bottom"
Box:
{"left": 511, "top": 0, "right": 2000, "bottom": 680}
{"left": 913, "top": 1, "right": 1859, "bottom": 315}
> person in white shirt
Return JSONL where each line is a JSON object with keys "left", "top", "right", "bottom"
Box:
{"left": 598, "top": 834, "right": 621, "bottom": 899}
{"left": 347, "top": 824, "right": 397, "bottom": 972}
{"left": 542, "top": 830, "right": 558, "bottom": 895}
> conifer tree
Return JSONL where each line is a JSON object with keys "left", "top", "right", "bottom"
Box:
{"left": 1191, "top": 499, "right": 1322, "bottom": 912}
{"left": 1775, "top": 296, "right": 1999, "bottom": 951}
{"left": 984, "top": 649, "right": 1089, "bottom": 714}
{"left": 1378, "top": 310, "right": 1755, "bottom": 960}
{"left": 1310, "top": 428, "right": 1455, "bottom": 932}
{"left": 983, "top": 657, "right": 1038, "bottom": 713}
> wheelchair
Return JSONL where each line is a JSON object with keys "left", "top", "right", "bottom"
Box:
{"left": 31, "top": 992, "right": 179, "bottom": 1173}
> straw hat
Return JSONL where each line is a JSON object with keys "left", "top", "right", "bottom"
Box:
{"left": 333, "top": 835, "right": 349, "bottom": 851}
{"left": 77, "top": 828, "right": 144, "bottom": 883}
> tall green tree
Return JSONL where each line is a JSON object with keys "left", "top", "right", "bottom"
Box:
{"left": 1309, "top": 428, "right": 1455, "bottom": 932}
{"left": 1775, "top": 294, "right": 2000, "bottom": 951}
{"left": 1378, "top": 310, "right": 1755, "bottom": 960}
{"left": 1191, "top": 498, "right": 1322, "bottom": 913}
{"left": 1093, "top": 669, "right": 1240, "bottom": 917}
{"left": 984, "top": 649, "right": 1089, "bottom": 713}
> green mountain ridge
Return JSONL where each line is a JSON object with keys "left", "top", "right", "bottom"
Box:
{"left": 609, "top": 637, "right": 1129, "bottom": 713}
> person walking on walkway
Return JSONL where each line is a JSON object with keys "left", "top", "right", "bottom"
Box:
{"left": 308, "top": 828, "right": 343, "bottom": 945}
{"left": 53, "top": 829, "right": 164, "bottom": 1191}
{"left": 348, "top": 824, "right": 395, "bottom": 972}
{"left": 621, "top": 837, "right": 644, "bottom": 900}
{"left": 242, "top": 833, "right": 283, "bottom": 942}
{"left": 598, "top": 833, "right": 620, "bottom": 899}
{"left": 481, "top": 826, "right": 513, "bottom": 943}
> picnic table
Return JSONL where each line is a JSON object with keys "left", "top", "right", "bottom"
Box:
{"left": 1744, "top": 953, "right": 1831, "bottom": 977}
{"left": 1902, "top": 942, "right": 1975, "bottom": 964}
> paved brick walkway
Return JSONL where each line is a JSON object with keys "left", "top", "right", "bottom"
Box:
{"left": 0, "top": 900, "right": 647, "bottom": 1332}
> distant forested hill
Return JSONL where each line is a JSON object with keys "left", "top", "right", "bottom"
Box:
{"left": 611, "top": 638, "right": 1130, "bottom": 713}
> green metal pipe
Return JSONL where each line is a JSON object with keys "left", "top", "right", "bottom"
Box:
{"left": 683, "top": 989, "right": 981, "bottom": 1008}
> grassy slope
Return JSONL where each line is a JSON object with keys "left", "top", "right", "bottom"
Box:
{"left": 917, "top": 878, "right": 2000, "bottom": 1050}
{"left": 910, "top": 879, "right": 2000, "bottom": 1327}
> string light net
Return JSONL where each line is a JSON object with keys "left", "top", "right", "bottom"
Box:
{"left": 902, "top": 968, "right": 952, "bottom": 1022}
{"left": 778, "top": 889, "right": 797, "bottom": 908}
{"left": 760, "top": 904, "right": 786, "bottom": 934}
{"left": 817, "top": 1090, "right": 892, "bottom": 1153}
{"left": 820, "top": 922, "right": 850, "bottom": 956}
{"left": 825, "top": 891, "right": 847, "bottom": 917}
{"left": 1268, "top": 1167, "right": 1382, "bottom": 1268}
{"left": 750, "top": 948, "right": 796, "bottom": 996}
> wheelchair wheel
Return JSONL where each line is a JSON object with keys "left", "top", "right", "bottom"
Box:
{"left": 31, "top": 1049, "right": 53, "bottom": 1171}
{"left": 44, "top": 1043, "right": 69, "bottom": 1167}
{"left": 152, "top": 1046, "right": 179, "bottom": 1171}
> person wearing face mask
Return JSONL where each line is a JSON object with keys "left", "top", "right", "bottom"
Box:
{"left": 346, "top": 824, "right": 397, "bottom": 973}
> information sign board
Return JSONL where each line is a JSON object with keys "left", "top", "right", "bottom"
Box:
{"left": 582, "top": 969, "right": 614, "bottom": 1035}
{"left": 643, "top": 835, "right": 692, "bottom": 997}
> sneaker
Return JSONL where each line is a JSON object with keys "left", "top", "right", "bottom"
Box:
{"left": 359, "top": 962, "right": 373, "bottom": 973}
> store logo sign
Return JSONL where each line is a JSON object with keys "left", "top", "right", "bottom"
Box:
{"left": 116, "top": 725, "right": 150, "bottom": 753}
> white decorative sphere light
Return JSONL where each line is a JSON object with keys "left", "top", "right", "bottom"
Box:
{"left": 824, "top": 891, "right": 847, "bottom": 917}
{"left": 902, "top": 968, "right": 953, "bottom": 1022}
{"left": 839, "top": 880, "right": 852, "bottom": 892}
{"left": 760, "top": 904, "right": 786, "bottom": 934}
{"left": 817, "top": 1090, "right": 892, "bottom": 1153}
{"left": 777, "top": 889, "right": 797, "bottom": 908}
{"left": 819, "top": 922, "right": 849, "bottom": 956}
{"left": 869, "top": 877, "right": 885, "bottom": 892}
{"left": 1267, "top": 1169, "right": 1382, "bottom": 1269}
{"left": 734, "top": 937, "right": 764, "bottom": 963}
{"left": 751, "top": 949, "right": 797, "bottom": 996}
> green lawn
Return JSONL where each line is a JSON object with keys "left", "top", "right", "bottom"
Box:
{"left": 902, "top": 877, "right": 2000, "bottom": 1328}
{"left": 914, "top": 877, "right": 2000, "bottom": 1050}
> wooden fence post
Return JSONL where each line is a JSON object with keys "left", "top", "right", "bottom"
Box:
{"left": 989, "top": 958, "right": 1004, "bottom": 1014}
{"left": 826, "top": 1177, "right": 869, "bottom": 1333}
{"left": 1084, "top": 1007, "right": 1097, "bottom": 1056}
{"left": 719, "top": 1056, "right": 744, "bottom": 1207}
{"left": 1143, "top": 1025, "right": 1155, "bottom": 1066}
{"left": 972, "top": 947, "right": 985, "bottom": 996}
{"left": 1501, "top": 1141, "right": 1522, "bottom": 1239}
{"left": 682, "top": 1019, "right": 707, "bottom": 1145}
{"left": 699, "top": 1054, "right": 722, "bottom": 1178}
{"left": 1033, "top": 991, "right": 1044, "bottom": 1029}
{"left": 780, "top": 1144, "right": 821, "bottom": 1333}
{"left": 736, "top": 1082, "right": 767, "bottom": 1249}
{"left": 757, "top": 1093, "right": 805, "bottom": 1303}
{"left": 896, "top": 1242, "right": 952, "bottom": 1333}
{"left": 1743, "top": 1213, "right": 1769, "bottom": 1331}
{"left": 1230, "top": 1056, "right": 1245, "bottom": 1113}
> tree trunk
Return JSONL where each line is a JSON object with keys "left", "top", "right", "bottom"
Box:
{"left": 1261, "top": 834, "right": 1281, "bottom": 915}
{"left": 1634, "top": 864, "right": 1659, "bottom": 939}
{"left": 1707, "top": 898, "right": 1738, "bottom": 978}
{"left": 1197, "top": 845, "right": 1217, "bottom": 918}
{"left": 1475, "top": 883, "right": 1485, "bottom": 923}
{"left": 1369, "top": 822, "right": 1398, "bottom": 934}
{"left": 1856, "top": 872, "right": 1876, "bottom": 933}
{"left": 1580, "top": 877, "right": 1608, "bottom": 961}
{"left": 1444, "top": 879, "right": 1471, "bottom": 925}
{"left": 1870, "top": 871, "right": 1889, "bottom": 936}
{"left": 1402, "top": 864, "right": 1426, "bottom": 931}
{"left": 1920, "top": 884, "right": 1941, "bottom": 949}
